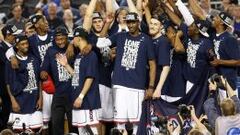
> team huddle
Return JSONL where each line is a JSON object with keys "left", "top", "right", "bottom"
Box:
{"left": 0, "top": 0, "right": 240, "bottom": 134}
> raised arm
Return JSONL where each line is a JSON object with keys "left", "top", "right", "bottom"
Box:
{"left": 136, "top": 0, "right": 143, "bottom": 18}
{"left": 83, "top": 0, "right": 98, "bottom": 32}
{"left": 127, "top": 0, "right": 139, "bottom": 14}
{"left": 142, "top": 0, "right": 151, "bottom": 26}
{"left": 106, "top": 0, "right": 114, "bottom": 15}
{"left": 175, "top": 0, "right": 194, "bottom": 26}
{"left": 188, "top": 0, "right": 207, "bottom": 20}
{"left": 163, "top": 3, "right": 181, "bottom": 26}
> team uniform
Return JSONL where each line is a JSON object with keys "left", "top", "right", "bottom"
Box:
{"left": 28, "top": 32, "right": 54, "bottom": 123}
{"left": 41, "top": 44, "right": 73, "bottom": 135}
{"left": 152, "top": 35, "right": 171, "bottom": 97}
{"left": 5, "top": 54, "right": 43, "bottom": 130}
{"left": 71, "top": 51, "right": 101, "bottom": 127}
{"left": 213, "top": 31, "right": 240, "bottom": 98}
{"left": 108, "top": 32, "right": 155, "bottom": 123}
{"left": 88, "top": 32, "right": 114, "bottom": 122}
{"left": 180, "top": 23, "right": 212, "bottom": 92}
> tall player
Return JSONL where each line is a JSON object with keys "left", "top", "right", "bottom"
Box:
{"left": 97, "top": 12, "right": 156, "bottom": 134}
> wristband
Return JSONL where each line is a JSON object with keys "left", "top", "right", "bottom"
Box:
{"left": 78, "top": 93, "right": 84, "bottom": 99}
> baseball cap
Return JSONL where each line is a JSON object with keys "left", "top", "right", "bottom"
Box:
{"left": 54, "top": 26, "right": 68, "bottom": 37}
{"left": 195, "top": 20, "right": 209, "bottom": 37}
{"left": 1, "top": 24, "right": 22, "bottom": 36}
{"left": 29, "top": 14, "right": 44, "bottom": 25}
{"left": 124, "top": 12, "right": 139, "bottom": 21}
{"left": 218, "top": 12, "right": 233, "bottom": 28}
{"left": 73, "top": 27, "right": 88, "bottom": 39}
{"left": 15, "top": 34, "right": 28, "bottom": 45}
{"left": 92, "top": 12, "right": 103, "bottom": 20}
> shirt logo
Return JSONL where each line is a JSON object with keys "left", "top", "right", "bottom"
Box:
{"left": 186, "top": 40, "right": 200, "bottom": 68}
{"left": 72, "top": 58, "right": 81, "bottom": 87}
{"left": 24, "top": 61, "right": 38, "bottom": 92}
{"left": 121, "top": 39, "right": 140, "bottom": 70}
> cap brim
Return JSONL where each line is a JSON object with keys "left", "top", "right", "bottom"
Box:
{"left": 199, "top": 30, "right": 209, "bottom": 37}
{"left": 12, "top": 29, "right": 23, "bottom": 35}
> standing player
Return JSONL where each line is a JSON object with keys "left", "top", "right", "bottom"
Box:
{"left": 57, "top": 27, "right": 101, "bottom": 135}
{"left": 0, "top": 24, "right": 22, "bottom": 130}
{"left": 143, "top": 7, "right": 172, "bottom": 99}
{"left": 6, "top": 34, "right": 43, "bottom": 131}
{"left": 211, "top": 12, "right": 240, "bottom": 99}
{"left": 6, "top": 14, "right": 54, "bottom": 134}
{"left": 97, "top": 12, "right": 156, "bottom": 134}
{"left": 40, "top": 27, "right": 74, "bottom": 135}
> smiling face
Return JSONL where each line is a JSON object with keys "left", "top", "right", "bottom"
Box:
{"left": 16, "top": 40, "right": 29, "bottom": 55}
{"left": 55, "top": 35, "right": 68, "bottom": 48}
{"left": 149, "top": 18, "right": 162, "bottom": 36}
{"left": 126, "top": 20, "right": 139, "bottom": 34}
{"left": 188, "top": 23, "right": 199, "bottom": 37}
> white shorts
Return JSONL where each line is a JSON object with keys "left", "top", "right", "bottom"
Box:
{"left": 8, "top": 111, "right": 43, "bottom": 130}
{"left": 72, "top": 109, "right": 100, "bottom": 127}
{"left": 98, "top": 84, "right": 114, "bottom": 122}
{"left": 42, "top": 91, "right": 53, "bottom": 123}
{"left": 112, "top": 85, "right": 145, "bottom": 123}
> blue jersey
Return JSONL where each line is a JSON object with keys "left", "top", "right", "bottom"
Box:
{"left": 213, "top": 32, "right": 240, "bottom": 89}
{"left": 180, "top": 23, "right": 213, "bottom": 84}
{"left": 153, "top": 36, "right": 171, "bottom": 87}
{"left": 5, "top": 55, "right": 40, "bottom": 114}
{"left": 28, "top": 32, "right": 54, "bottom": 63}
{"left": 88, "top": 32, "right": 113, "bottom": 87}
{"left": 71, "top": 51, "right": 101, "bottom": 110}
{"left": 41, "top": 45, "right": 72, "bottom": 97}
{"left": 110, "top": 32, "right": 155, "bottom": 90}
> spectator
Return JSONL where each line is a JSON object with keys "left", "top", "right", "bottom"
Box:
{"left": 57, "top": 0, "right": 81, "bottom": 23}
{"left": 204, "top": 76, "right": 240, "bottom": 135}
{"left": 199, "top": 0, "right": 220, "bottom": 17}
{"left": 75, "top": 4, "right": 88, "bottom": 26}
{"left": 0, "top": 129, "right": 14, "bottom": 135}
{"left": 14, "top": 0, "right": 31, "bottom": 18}
{"left": 6, "top": 3, "right": 27, "bottom": 30}
{"left": 47, "top": 2, "right": 64, "bottom": 30}
{"left": 63, "top": 9, "right": 77, "bottom": 35}
{"left": 233, "top": 5, "right": 240, "bottom": 39}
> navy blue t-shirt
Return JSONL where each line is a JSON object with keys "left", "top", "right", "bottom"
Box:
{"left": 88, "top": 32, "right": 113, "bottom": 88}
{"left": 5, "top": 55, "right": 40, "bottom": 114}
{"left": 153, "top": 36, "right": 171, "bottom": 87}
{"left": 28, "top": 32, "right": 54, "bottom": 63}
{"left": 213, "top": 31, "right": 240, "bottom": 89}
{"left": 110, "top": 32, "right": 155, "bottom": 90}
{"left": 180, "top": 23, "right": 213, "bottom": 84}
{"left": 71, "top": 51, "right": 101, "bottom": 110}
{"left": 41, "top": 45, "right": 72, "bottom": 97}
